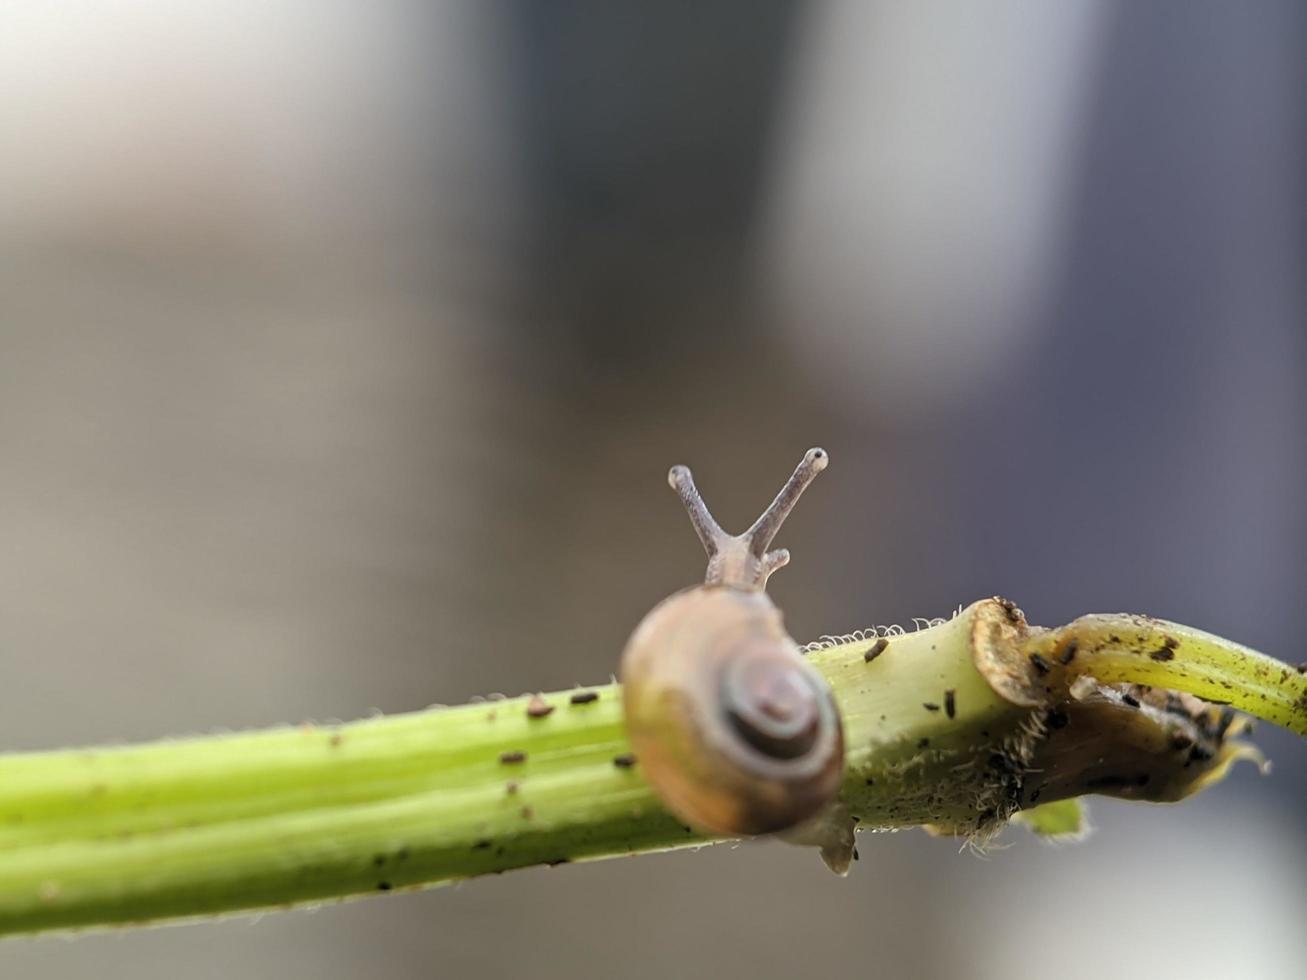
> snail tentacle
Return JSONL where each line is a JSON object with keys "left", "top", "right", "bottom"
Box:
{"left": 761, "top": 548, "right": 791, "bottom": 577}
{"left": 668, "top": 448, "right": 828, "bottom": 592}
{"left": 744, "top": 447, "right": 827, "bottom": 557}
{"left": 668, "top": 464, "right": 727, "bottom": 558}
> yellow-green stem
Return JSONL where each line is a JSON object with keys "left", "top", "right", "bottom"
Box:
{"left": 0, "top": 600, "right": 1301, "bottom": 936}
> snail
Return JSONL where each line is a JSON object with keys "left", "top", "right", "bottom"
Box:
{"left": 619, "top": 448, "right": 847, "bottom": 849}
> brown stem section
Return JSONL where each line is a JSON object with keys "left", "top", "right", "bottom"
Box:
{"left": 951, "top": 598, "right": 1288, "bottom": 824}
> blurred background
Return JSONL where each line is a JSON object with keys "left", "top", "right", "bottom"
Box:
{"left": 1, "top": 1, "right": 1303, "bottom": 977}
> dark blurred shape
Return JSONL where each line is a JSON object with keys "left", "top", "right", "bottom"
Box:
{"left": 507, "top": 1, "right": 800, "bottom": 360}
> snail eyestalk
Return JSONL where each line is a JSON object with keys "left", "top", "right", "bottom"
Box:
{"left": 745, "top": 446, "right": 828, "bottom": 557}
{"left": 669, "top": 448, "right": 828, "bottom": 591}
{"left": 667, "top": 464, "right": 726, "bottom": 559}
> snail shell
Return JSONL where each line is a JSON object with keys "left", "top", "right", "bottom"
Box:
{"left": 619, "top": 449, "right": 844, "bottom": 836}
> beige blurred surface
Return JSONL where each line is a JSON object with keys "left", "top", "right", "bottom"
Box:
{"left": 2, "top": 3, "right": 1304, "bottom": 978}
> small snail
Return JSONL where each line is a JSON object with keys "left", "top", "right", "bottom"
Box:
{"left": 620, "top": 448, "right": 845, "bottom": 839}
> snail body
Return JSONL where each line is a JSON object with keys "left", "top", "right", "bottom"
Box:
{"left": 619, "top": 449, "right": 844, "bottom": 838}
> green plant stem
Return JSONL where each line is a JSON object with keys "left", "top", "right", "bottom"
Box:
{"left": 0, "top": 600, "right": 1301, "bottom": 936}
{"left": 1027, "top": 614, "right": 1307, "bottom": 735}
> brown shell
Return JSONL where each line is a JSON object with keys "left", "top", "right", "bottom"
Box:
{"left": 620, "top": 586, "right": 844, "bottom": 836}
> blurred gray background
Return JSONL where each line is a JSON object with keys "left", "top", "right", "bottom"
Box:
{"left": 1, "top": 2, "right": 1303, "bottom": 978}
